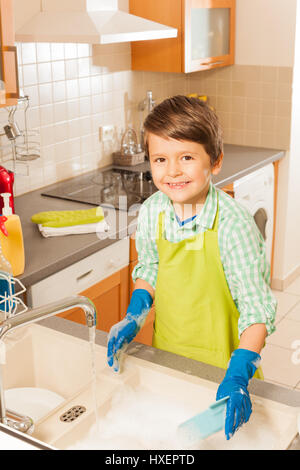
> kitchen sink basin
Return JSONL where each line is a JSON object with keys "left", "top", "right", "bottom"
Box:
{"left": 3, "top": 323, "right": 100, "bottom": 400}
{"left": 2, "top": 323, "right": 299, "bottom": 450}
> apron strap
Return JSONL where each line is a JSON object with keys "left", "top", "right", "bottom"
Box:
{"left": 211, "top": 193, "right": 220, "bottom": 233}
{"left": 156, "top": 211, "right": 165, "bottom": 241}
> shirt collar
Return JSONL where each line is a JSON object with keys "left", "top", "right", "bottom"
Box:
{"left": 163, "top": 181, "right": 218, "bottom": 230}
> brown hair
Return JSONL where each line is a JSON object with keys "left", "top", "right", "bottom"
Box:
{"left": 144, "top": 95, "right": 223, "bottom": 166}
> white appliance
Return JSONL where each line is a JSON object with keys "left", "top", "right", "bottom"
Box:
{"left": 15, "top": 0, "right": 178, "bottom": 45}
{"left": 233, "top": 163, "right": 274, "bottom": 264}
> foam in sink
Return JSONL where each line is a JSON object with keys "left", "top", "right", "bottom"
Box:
{"left": 5, "top": 388, "right": 65, "bottom": 422}
{"left": 65, "top": 384, "right": 288, "bottom": 451}
{"left": 59, "top": 360, "right": 298, "bottom": 451}
{"left": 66, "top": 383, "right": 196, "bottom": 450}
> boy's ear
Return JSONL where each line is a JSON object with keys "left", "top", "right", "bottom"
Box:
{"left": 211, "top": 152, "right": 223, "bottom": 175}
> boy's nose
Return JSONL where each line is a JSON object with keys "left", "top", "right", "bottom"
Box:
{"left": 167, "top": 161, "right": 182, "bottom": 177}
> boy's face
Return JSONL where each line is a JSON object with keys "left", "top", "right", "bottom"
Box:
{"left": 148, "top": 133, "right": 223, "bottom": 208}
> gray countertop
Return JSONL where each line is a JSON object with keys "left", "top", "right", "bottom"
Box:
{"left": 15, "top": 144, "right": 284, "bottom": 288}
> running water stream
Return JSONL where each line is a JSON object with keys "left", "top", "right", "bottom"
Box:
{"left": 88, "top": 325, "right": 99, "bottom": 433}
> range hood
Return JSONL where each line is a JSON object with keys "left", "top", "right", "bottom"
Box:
{"left": 15, "top": 0, "right": 178, "bottom": 45}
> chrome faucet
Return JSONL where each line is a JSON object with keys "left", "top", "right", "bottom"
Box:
{"left": 0, "top": 295, "right": 97, "bottom": 433}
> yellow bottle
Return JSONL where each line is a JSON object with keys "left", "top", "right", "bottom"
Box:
{"left": 0, "top": 193, "right": 25, "bottom": 276}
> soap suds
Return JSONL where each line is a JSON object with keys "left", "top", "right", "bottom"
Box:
{"left": 67, "top": 385, "right": 283, "bottom": 450}
{"left": 68, "top": 385, "right": 196, "bottom": 450}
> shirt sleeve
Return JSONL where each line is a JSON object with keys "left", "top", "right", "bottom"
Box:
{"left": 132, "top": 202, "right": 159, "bottom": 290}
{"left": 222, "top": 215, "right": 277, "bottom": 338}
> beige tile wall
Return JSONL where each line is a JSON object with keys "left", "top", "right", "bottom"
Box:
{"left": 187, "top": 65, "right": 293, "bottom": 150}
{"left": 0, "top": 44, "right": 293, "bottom": 197}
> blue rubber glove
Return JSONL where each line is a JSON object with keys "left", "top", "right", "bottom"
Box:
{"left": 216, "top": 348, "right": 261, "bottom": 440}
{"left": 107, "top": 289, "right": 153, "bottom": 373}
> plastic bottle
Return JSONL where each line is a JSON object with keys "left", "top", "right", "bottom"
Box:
{"left": 0, "top": 215, "right": 15, "bottom": 318}
{"left": 0, "top": 193, "right": 25, "bottom": 276}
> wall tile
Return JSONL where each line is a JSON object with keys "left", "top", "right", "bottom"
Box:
{"left": 23, "top": 64, "right": 38, "bottom": 86}
{"left": 52, "top": 61, "right": 65, "bottom": 82}
{"left": 40, "top": 104, "right": 54, "bottom": 126}
{"left": 36, "top": 43, "right": 51, "bottom": 63}
{"left": 38, "top": 83, "right": 52, "bottom": 105}
{"left": 276, "top": 100, "right": 292, "bottom": 118}
{"left": 64, "top": 44, "right": 78, "bottom": 60}
{"left": 261, "top": 66, "right": 278, "bottom": 83}
{"left": 21, "top": 43, "right": 36, "bottom": 65}
{"left": 232, "top": 80, "right": 246, "bottom": 97}
{"left": 278, "top": 67, "right": 294, "bottom": 83}
{"left": 50, "top": 43, "right": 65, "bottom": 61}
{"left": 52, "top": 81, "right": 66, "bottom": 103}
{"left": 65, "top": 59, "right": 78, "bottom": 80}
{"left": 66, "top": 79, "right": 79, "bottom": 100}
{"left": 246, "top": 98, "right": 261, "bottom": 115}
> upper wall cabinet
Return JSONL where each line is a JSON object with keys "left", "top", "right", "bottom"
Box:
{"left": 130, "top": 0, "right": 235, "bottom": 73}
{"left": 0, "top": 0, "right": 20, "bottom": 107}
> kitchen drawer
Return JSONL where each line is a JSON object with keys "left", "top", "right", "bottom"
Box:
{"left": 28, "top": 238, "right": 130, "bottom": 308}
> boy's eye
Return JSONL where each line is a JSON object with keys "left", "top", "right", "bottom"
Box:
{"left": 153, "top": 157, "right": 165, "bottom": 163}
{"left": 182, "top": 155, "right": 193, "bottom": 161}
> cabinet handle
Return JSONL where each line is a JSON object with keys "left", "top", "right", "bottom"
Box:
{"left": 200, "top": 60, "right": 224, "bottom": 67}
{"left": 76, "top": 269, "right": 93, "bottom": 282}
{"left": 108, "top": 259, "right": 120, "bottom": 268}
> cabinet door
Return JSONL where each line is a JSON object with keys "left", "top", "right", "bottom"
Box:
{"left": 130, "top": 0, "right": 183, "bottom": 73}
{"left": 0, "top": 0, "right": 19, "bottom": 106}
{"left": 184, "top": 0, "right": 235, "bottom": 73}
{"left": 58, "top": 266, "right": 130, "bottom": 333}
{"left": 130, "top": 0, "right": 235, "bottom": 74}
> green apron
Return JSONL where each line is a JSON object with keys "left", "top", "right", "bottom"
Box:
{"left": 152, "top": 198, "right": 263, "bottom": 380}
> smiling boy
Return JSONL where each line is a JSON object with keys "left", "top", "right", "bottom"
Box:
{"left": 107, "top": 95, "right": 277, "bottom": 440}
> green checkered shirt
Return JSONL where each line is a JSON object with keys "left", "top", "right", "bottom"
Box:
{"left": 132, "top": 182, "right": 277, "bottom": 338}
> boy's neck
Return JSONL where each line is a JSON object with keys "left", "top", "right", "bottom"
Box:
{"left": 173, "top": 202, "right": 205, "bottom": 221}
{"left": 172, "top": 187, "right": 209, "bottom": 221}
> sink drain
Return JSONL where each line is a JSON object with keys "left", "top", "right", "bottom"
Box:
{"left": 60, "top": 406, "right": 86, "bottom": 423}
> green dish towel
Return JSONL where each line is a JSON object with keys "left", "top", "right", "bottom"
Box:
{"left": 31, "top": 207, "right": 104, "bottom": 228}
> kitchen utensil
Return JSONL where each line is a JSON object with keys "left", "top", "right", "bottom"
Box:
{"left": 15, "top": 96, "right": 40, "bottom": 161}
{"left": 177, "top": 396, "right": 229, "bottom": 445}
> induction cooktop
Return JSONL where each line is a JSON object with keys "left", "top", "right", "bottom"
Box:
{"left": 41, "top": 166, "right": 156, "bottom": 211}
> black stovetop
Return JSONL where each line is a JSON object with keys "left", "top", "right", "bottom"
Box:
{"left": 41, "top": 165, "right": 156, "bottom": 211}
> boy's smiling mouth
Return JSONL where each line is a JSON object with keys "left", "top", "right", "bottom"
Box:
{"left": 165, "top": 181, "right": 191, "bottom": 189}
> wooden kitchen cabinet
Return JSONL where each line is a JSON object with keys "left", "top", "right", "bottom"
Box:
{"left": 221, "top": 183, "right": 234, "bottom": 197}
{"left": 58, "top": 266, "right": 130, "bottom": 333}
{"left": 28, "top": 238, "right": 130, "bottom": 333}
{"left": 0, "top": 0, "right": 20, "bottom": 106}
{"left": 130, "top": 0, "right": 235, "bottom": 73}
